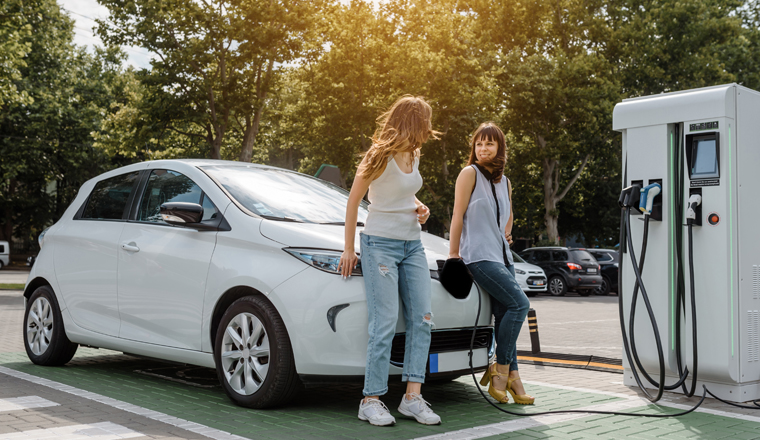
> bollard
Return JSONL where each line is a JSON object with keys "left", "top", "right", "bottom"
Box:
{"left": 527, "top": 309, "right": 540, "bottom": 354}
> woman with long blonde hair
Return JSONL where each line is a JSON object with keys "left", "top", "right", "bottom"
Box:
{"left": 338, "top": 95, "right": 441, "bottom": 426}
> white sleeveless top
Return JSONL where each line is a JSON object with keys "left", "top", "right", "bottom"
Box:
{"left": 362, "top": 155, "right": 423, "bottom": 241}
{"left": 460, "top": 165, "right": 514, "bottom": 266}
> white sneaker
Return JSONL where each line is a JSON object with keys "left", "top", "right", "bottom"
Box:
{"left": 358, "top": 398, "right": 396, "bottom": 426}
{"left": 398, "top": 393, "right": 441, "bottom": 425}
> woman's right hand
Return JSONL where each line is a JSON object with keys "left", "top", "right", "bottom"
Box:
{"left": 339, "top": 249, "right": 359, "bottom": 278}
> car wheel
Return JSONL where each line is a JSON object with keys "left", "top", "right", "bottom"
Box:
{"left": 24, "top": 286, "right": 78, "bottom": 366}
{"left": 0, "top": 260, "right": 4, "bottom": 269}
{"left": 593, "top": 277, "right": 611, "bottom": 296}
{"left": 214, "top": 295, "right": 301, "bottom": 409}
{"left": 548, "top": 276, "right": 567, "bottom": 296}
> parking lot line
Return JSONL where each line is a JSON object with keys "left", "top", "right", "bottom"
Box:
{"left": 0, "top": 396, "right": 58, "bottom": 412}
{"left": 0, "top": 422, "right": 143, "bottom": 440}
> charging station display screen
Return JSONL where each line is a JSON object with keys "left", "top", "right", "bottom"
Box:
{"left": 691, "top": 138, "right": 719, "bottom": 179}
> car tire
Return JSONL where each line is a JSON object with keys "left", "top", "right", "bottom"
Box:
{"left": 548, "top": 276, "right": 567, "bottom": 296}
{"left": 546, "top": 275, "right": 567, "bottom": 296}
{"left": 24, "top": 286, "right": 78, "bottom": 366}
{"left": 214, "top": 295, "right": 301, "bottom": 409}
{"left": 593, "top": 276, "right": 611, "bottom": 296}
{"left": 0, "top": 260, "right": 4, "bottom": 269}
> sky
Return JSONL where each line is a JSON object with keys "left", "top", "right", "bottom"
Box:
{"left": 58, "top": 0, "right": 378, "bottom": 70}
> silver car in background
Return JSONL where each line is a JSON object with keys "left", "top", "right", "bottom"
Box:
{"left": 512, "top": 251, "right": 547, "bottom": 297}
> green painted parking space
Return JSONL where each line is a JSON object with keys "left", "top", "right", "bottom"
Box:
{"left": 3, "top": 349, "right": 760, "bottom": 439}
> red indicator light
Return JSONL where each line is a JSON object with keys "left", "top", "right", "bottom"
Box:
{"left": 567, "top": 262, "right": 582, "bottom": 270}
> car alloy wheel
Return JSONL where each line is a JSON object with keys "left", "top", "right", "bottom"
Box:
{"left": 549, "top": 276, "right": 566, "bottom": 296}
{"left": 23, "top": 286, "right": 78, "bottom": 366}
{"left": 26, "top": 296, "right": 53, "bottom": 356}
{"left": 221, "top": 312, "right": 271, "bottom": 395}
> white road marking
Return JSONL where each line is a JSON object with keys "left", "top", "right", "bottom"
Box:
{"left": 0, "top": 396, "right": 58, "bottom": 412}
{"left": 0, "top": 422, "right": 142, "bottom": 439}
{"left": 0, "top": 367, "right": 247, "bottom": 440}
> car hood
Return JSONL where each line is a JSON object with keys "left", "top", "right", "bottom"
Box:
{"left": 259, "top": 221, "right": 449, "bottom": 271}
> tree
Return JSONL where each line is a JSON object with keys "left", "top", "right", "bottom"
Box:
{"left": 96, "top": 0, "right": 330, "bottom": 161}
{"left": 0, "top": 0, "right": 132, "bottom": 246}
{"left": 482, "top": 0, "right": 620, "bottom": 243}
{"left": 0, "top": 0, "right": 34, "bottom": 108}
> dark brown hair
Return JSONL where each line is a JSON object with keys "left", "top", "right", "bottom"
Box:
{"left": 466, "top": 122, "right": 506, "bottom": 183}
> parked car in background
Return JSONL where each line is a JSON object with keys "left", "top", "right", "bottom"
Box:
{"left": 0, "top": 241, "right": 8, "bottom": 269}
{"left": 518, "top": 247, "right": 602, "bottom": 296}
{"left": 586, "top": 249, "right": 619, "bottom": 295}
{"left": 511, "top": 251, "right": 547, "bottom": 297}
{"left": 22, "top": 159, "right": 494, "bottom": 409}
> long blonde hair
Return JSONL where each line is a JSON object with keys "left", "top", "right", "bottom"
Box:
{"left": 358, "top": 95, "right": 440, "bottom": 180}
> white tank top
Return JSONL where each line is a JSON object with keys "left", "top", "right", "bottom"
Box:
{"left": 362, "top": 155, "right": 423, "bottom": 241}
{"left": 460, "top": 165, "right": 514, "bottom": 266}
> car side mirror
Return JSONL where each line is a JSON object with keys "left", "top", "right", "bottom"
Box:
{"left": 160, "top": 202, "right": 203, "bottom": 225}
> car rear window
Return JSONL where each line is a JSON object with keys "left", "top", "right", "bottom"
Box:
{"left": 571, "top": 250, "right": 595, "bottom": 262}
{"left": 203, "top": 165, "right": 369, "bottom": 224}
{"left": 82, "top": 172, "right": 140, "bottom": 220}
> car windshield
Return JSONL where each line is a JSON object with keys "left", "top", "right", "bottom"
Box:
{"left": 202, "top": 165, "right": 369, "bottom": 224}
{"left": 511, "top": 251, "right": 526, "bottom": 263}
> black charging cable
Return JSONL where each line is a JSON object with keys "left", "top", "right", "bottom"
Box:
{"left": 466, "top": 277, "right": 707, "bottom": 418}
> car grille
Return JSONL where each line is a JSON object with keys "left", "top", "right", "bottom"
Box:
{"left": 390, "top": 328, "right": 493, "bottom": 364}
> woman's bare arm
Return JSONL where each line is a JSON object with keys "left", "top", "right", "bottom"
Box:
{"left": 448, "top": 167, "right": 476, "bottom": 259}
{"left": 505, "top": 178, "right": 514, "bottom": 245}
{"left": 338, "top": 159, "right": 373, "bottom": 278}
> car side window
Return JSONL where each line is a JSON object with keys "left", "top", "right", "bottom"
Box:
{"left": 0, "top": 245, "right": 4, "bottom": 253}
{"left": 534, "top": 250, "right": 551, "bottom": 262}
{"left": 82, "top": 172, "right": 140, "bottom": 220}
{"left": 552, "top": 251, "right": 568, "bottom": 261}
{"left": 138, "top": 170, "right": 212, "bottom": 224}
{"left": 594, "top": 252, "right": 612, "bottom": 262}
{"left": 201, "top": 193, "right": 219, "bottom": 221}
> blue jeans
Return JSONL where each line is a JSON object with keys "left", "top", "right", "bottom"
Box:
{"left": 467, "top": 261, "right": 529, "bottom": 371}
{"left": 360, "top": 233, "right": 433, "bottom": 396}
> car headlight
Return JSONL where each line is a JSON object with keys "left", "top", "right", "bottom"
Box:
{"left": 514, "top": 268, "right": 526, "bottom": 275}
{"left": 284, "top": 248, "right": 363, "bottom": 276}
{"left": 38, "top": 227, "right": 50, "bottom": 248}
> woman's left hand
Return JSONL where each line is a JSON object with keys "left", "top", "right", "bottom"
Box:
{"left": 416, "top": 204, "right": 430, "bottom": 224}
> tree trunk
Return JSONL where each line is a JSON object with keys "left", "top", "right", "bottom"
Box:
{"left": 239, "top": 106, "right": 264, "bottom": 163}
{"left": 541, "top": 154, "right": 591, "bottom": 244}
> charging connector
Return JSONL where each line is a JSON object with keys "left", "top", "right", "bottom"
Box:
{"left": 686, "top": 194, "right": 702, "bottom": 225}
{"left": 639, "top": 183, "right": 662, "bottom": 216}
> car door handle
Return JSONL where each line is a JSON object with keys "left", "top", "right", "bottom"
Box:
{"left": 121, "top": 242, "right": 140, "bottom": 253}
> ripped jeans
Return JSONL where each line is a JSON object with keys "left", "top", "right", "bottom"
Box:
{"left": 360, "top": 233, "right": 432, "bottom": 396}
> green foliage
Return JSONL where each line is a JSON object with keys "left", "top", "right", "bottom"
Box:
{"left": 96, "top": 0, "right": 330, "bottom": 161}
{"left": 0, "top": 0, "right": 33, "bottom": 107}
{"left": 0, "top": 0, "right": 131, "bottom": 244}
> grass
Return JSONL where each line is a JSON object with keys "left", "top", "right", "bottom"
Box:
{"left": 0, "top": 283, "right": 25, "bottom": 290}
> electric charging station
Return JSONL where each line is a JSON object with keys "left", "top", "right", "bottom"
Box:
{"left": 613, "top": 83, "right": 760, "bottom": 403}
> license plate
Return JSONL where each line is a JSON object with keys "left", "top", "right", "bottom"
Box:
{"left": 429, "top": 348, "right": 488, "bottom": 373}
{"left": 587, "top": 268, "right": 597, "bottom": 273}
{"left": 533, "top": 281, "right": 544, "bottom": 286}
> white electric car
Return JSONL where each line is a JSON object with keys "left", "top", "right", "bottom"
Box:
{"left": 22, "top": 159, "right": 493, "bottom": 408}
{"left": 511, "top": 251, "right": 547, "bottom": 297}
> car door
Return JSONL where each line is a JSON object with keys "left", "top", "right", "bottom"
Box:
{"left": 53, "top": 171, "right": 140, "bottom": 336}
{"left": 533, "top": 250, "right": 553, "bottom": 276}
{"left": 117, "top": 169, "right": 219, "bottom": 350}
